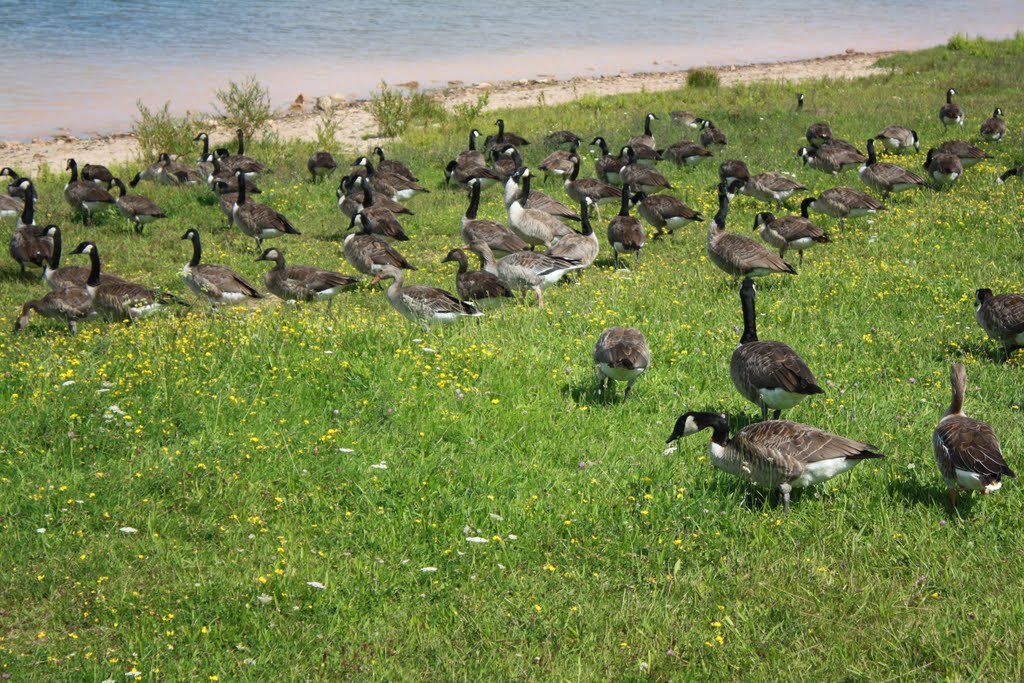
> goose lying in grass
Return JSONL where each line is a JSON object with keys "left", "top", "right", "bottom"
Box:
{"left": 874, "top": 125, "right": 919, "bottom": 153}
{"left": 70, "top": 241, "right": 187, "bottom": 323}
{"left": 372, "top": 264, "right": 482, "bottom": 328}
{"left": 181, "top": 228, "right": 263, "bottom": 305}
{"left": 256, "top": 247, "right": 360, "bottom": 305}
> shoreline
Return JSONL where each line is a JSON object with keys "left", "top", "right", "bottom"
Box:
{"left": 0, "top": 49, "right": 894, "bottom": 176}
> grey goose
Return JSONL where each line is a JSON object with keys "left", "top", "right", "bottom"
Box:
{"left": 373, "top": 146, "right": 418, "bottom": 181}
{"left": 730, "top": 277, "right": 823, "bottom": 421}
{"left": 256, "top": 247, "right": 360, "bottom": 304}
{"left": 590, "top": 136, "right": 625, "bottom": 185}
{"left": 352, "top": 177, "right": 409, "bottom": 241}
{"left": 545, "top": 197, "right": 600, "bottom": 269}
{"left": 697, "top": 119, "right": 727, "bottom": 150}
{"left": 353, "top": 156, "right": 429, "bottom": 201}
{"left": 563, "top": 155, "right": 622, "bottom": 219}
{"left": 874, "top": 125, "right": 919, "bottom": 153}
{"left": 8, "top": 180, "right": 52, "bottom": 274}
{"left": 753, "top": 200, "right": 831, "bottom": 265}
{"left": 372, "top": 264, "right": 482, "bottom": 327}
{"left": 975, "top": 288, "right": 1024, "bottom": 355}
{"left": 593, "top": 326, "right": 651, "bottom": 400}
{"left": 633, "top": 191, "right": 703, "bottom": 237}
{"left": 805, "top": 122, "right": 833, "bottom": 146}
{"left": 64, "top": 158, "right": 116, "bottom": 224}
{"left": 980, "top": 107, "right": 1007, "bottom": 142}
{"left": 858, "top": 139, "right": 927, "bottom": 198}
{"left": 662, "top": 140, "right": 713, "bottom": 167}
{"left": 464, "top": 239, "right": 581, "bottom": 308}
{"left": 181, "top": 228, "right": 263, "bottom": 305}
{"left": 619, "top": 146, "right": 672, "bottom": 194}
{"left": 460, "top": 178, "right": 529, "bottom": 257}
{"left": 706, "top": 183, "right": 796, "bottom": 281}
{"left": 739, "top": 172, "right": 808, "bottom": 207}
{"left": 933, "top": 363, "right": 1015, "bottom": 509}
{"left": 14, "top": 285, "right": 94, "bottom": 335}
{"left": 606, "top": 184, "right": 646, "bottom": 268}
{"left": 441, "top": 248, "right": 513, "bottom": 306}
{"left": 70, "top": 241, "right": 187, "bottom": 323}
{"left": 939, "top": 87, "right": 965, "bottom": 130}
{"left": 232, "top": 170, "right": 301, "bottom": 250}
{"left": 935, "top": 139, "right": 992, "bottom": 168}
{"left": 666, "top": 411, "right": 883, "bottom": 512}
{"left": 923, "top": 148, "right": 963, "bottom": 186}
{"left": 627, "top": 112, "right": 659, "bottom": 150}
{"left": 41, "top": 225, "right": 126, "bottom": 290}
{"left": 344, "top": 214, "right": 416, "bottom": 276}
{"left": 807, "top": 187, "right": 885, "bottom": 228}
{"left": 506, "top": 168, "right": 574, "bottom": 248}
{"left": 109, "top": 178, "right": 167, "bottom": 234}
{"left": 669, "top": 110, "right": 700, "bottom": 128}
{"left": 307, "top": 151, "right": 337, "bottom": 182}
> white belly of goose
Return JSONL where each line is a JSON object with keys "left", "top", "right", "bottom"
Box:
{"left": 597, "top": 364, "right": 645, "bottom": 383}
{"left": 954, "top": 468, "right": 1002, "bottom": 492}
{"left": 786, "top": 236, "right": 820, "bottom": 252}
{"left": 790, "top": 457, "right": 862, "bottom": 489}
{"left": 757, "top": 387, "right": 809, "bottom": 411}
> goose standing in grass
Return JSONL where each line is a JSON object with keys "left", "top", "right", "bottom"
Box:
{"left": 874, "top": 125, "right": 920, "bottom": 153}
{"left": 718, "top": 159, "right": 750, "bottom": 187}
{"left": 666, "top": 411, "right": 884, "bottom": 512}
{"left": 8, "top": 180, "right": 52, "bottom": 275}
{"left": 753, "top": 200, "right": 831, "bottom": 265}
{"left": 706, "top": 183, "right": 796, "bottom": 281}
{"left": 593, "top": 326, "right": 650, "bottom": 400}
{"left": 232, "top": 170, "right": 301, "bottom": 250}
{"left": 41, "top": 225, "right": 125, "bottom": 290}
{"left": 338, "top": 173, "right": 411, "bottom": 219}
{"left": 441, "top": 248, "right": 513, "bottom": 306}
{"left": 219, "top": 128, "right": 267, "bottom": 176}
{"left": 662, "top": 139, "right": 713, "bottom": 167}
{"left": 180, "top": 228, "right": 263, "bottom": 305}
{"left": 373, "top": 146, "right": 418, "bottom": 181}
{"left": 591, "top": 136, "right": 625, "bottom": 185}
{"left": 628, "top": 112, "right": 659, "bottom": 150}
{"left": 307, "top": 151, "right": 337, "bottom": 182}
{"left": 460, "top": 178, "right": 529, "bottom": 256}
{"left": 858, "top": 139, "right": 927, "bottom": 198}
{"left": 606, "top": 184, "right": 646, "bottom": 268}
{"left": 933, "top": 363, "right": 1015, "bottom": 509}
{"left": 109, "top": 178, "right": 167, "bottom": 234}
{"left": 352, "top": 177, "right": 409, "bottom": 241}
{"left": 975, "top": 288, "right": 1024, "bottom": 355}
{"left": 455, "top": 129, "right": 486, "bottom": 169}
{"left": 490, "top": 118, "right": 530, "bottom": 148}
{"left": 805, "top": 122, "right": 833, "bottom": 146}
{"left": 670, "top": 109, "right": 700, "bottom": 127}
{"left": 619, "top": 146, "right": 672, "bottom": 194}
{"left": 344, "top": 214, "right": 417, "bottom": 276}
{"left": 935, "top": 140, "right": 992, "bottom": 168}
{"left": 507, "top": 168, "right": 574, "bottom": 248}
{"left": 923, "top": 148, "right": 963, "bottom": 186}
{"left": 64, "top": 158, "right": 115, "bottom": 225}
{"left": 980, "top": 107, "right": 1007, "bottom": 142}
{"left": 563, "top": 155, "right": 621, "bottom": 219}
{"left": 939, "top": 87, "right": 965, "bottom": 130}
{"left": 807, "top": 187, "right": 885, "bottom": 228}
{"left": 538, "top": 138, "right": 580, "bottom": 184}
{"left": 14, "top": 285, "right": 94, "bottom": 334}
{"left": 256, "top": 247, "right": 360, "bottom": 304}
{"left": 353, "top": 155, "right": 429, "bottom": 201}
{"left": 730, "top": 278, "right": 823, "bottom": 421}
{"left": 372, "top": 264, "right": 482, "bottom": 327}
{"left": 698, "top": 119, "right": 727, "bottom": 151}
{"left": 503, "top": 165, "right": 580, "bottom": 222}
{"left": 70, "top": 241, "right": 186, "bottom": 323}
{"left": 546, "top": 198, "right": 600, "bottom": 268}
{"left": 798, "top": 143, "right": 866, "bottom": 174}
{"left": 633, "top": 191, "right": 703, "bottom": 237}
{"left": 464, "top": 239, "right": 580, "bottom": 308}
{"left": 739, "top": 172, "right": 808, "bottom": 208}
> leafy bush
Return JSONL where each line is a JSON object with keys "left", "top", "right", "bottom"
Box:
{"left": 687, "top": 68, "right": 721, "bottom": 89}
{"left": 212, "top": 75, "right": 272, "bottom": 141}
{"left": 132, "top": 100, "right": 197, "bottom": 161}
{"left": 369, "top": 81, "right": 448, "bottom": 137}
{"left": 314, "top": 111, "right": 339, "bottom": 150}
{"left": 452, "top": 92, "right": 490, "bottom": 121}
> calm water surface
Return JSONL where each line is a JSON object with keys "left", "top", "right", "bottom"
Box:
{"left": 2, "top": 0, "right": 1022, "bottom": 140}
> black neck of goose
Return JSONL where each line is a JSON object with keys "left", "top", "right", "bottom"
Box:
{"left": 708, "top": 415, "right": 730, "bottom": 447}
{"left": 188, "top": 232, "right": 202, "bottom": 268}
{"left": 363, "top": 158, "right": 376, "bottom": 176}
{"left": 199, "top": 135, "right": 209, "bottom": 156}
{"left": 236, "top": 173, "right": 247, "bottom": 204}
{"left": 211, "top": 154, "right": 222, "bottom": 176}
{"left": 579, "top": 201, "right": 593, "bottom": 236}
{"left": 739, "top": 282, "right": 758, "bottom": 344}
{"left": 570, "top": 139, "right": 580, "bottom": 154}
{"left": 618, "top": 183, "right": 631, "bottom": 217}
{"left": 48, "top": 228, "right": 62, "bottom": 268}
{"left": 237, "top": 129, "right": 245, "bottom": 155}
{"left": 800, "top": 196, "right": 814, "bottom": 218}
{"left": 1000, "top": 168, "right": 1019, "bottom": 182}
{"left": 520, "top": 172, "right": 532, "bottom": 202}
{"left": 466, "top": 180, "right": 481, "bottom": 219}
{"left": 68, "top": 160, "right": 79, "bottom": 183}
{"left": 468, "top": 130, "right": 478, "bottom": 151}
{"left": 713, "top": 189, "right": 730, "bottom": 229}
{"left": 21, "top": 184, "right": 34, "bottom": 225}
{"left": 496, "top": 119, "right": 505, "bottom": 142}
{"left": 595, "top": 138, "right": 608, "bottom": 155}
{"left": 451, "top": 251, "right": 468, "bottom": 274}
{"left": 374, "top": 147, "right": 385, "bottom": 162}
{"left": 568, "top": 156, "right": 581, "bottom": 181}
{"left": 86, "top": 246, "right": 101, "bottom": 287}
{"left": 946, "top": 89, "right": 954, "bottom": 104}
{"left": 644, "top": 114, "right": 653, "bottom": 137}
{"left": 361, "top": 179, "right": 375, "bottom": 207}
{"left": 866, "top": 140, "right": 877, "bottom": 166}
{"left": 113, "top": 179, "right": 126, "bottom": 198}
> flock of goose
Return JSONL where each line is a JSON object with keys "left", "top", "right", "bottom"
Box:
{"left": 3, "top": 85, "right": 1022, "bottom": 512}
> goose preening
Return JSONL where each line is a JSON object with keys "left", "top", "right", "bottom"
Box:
{"left": 627, "top": 112, "right": 659, "bottom": 150}
{"left": 807, "top": 187, "right": 885, "bottom": 228}
{"left": 633, "top": 191, "right": 703, "bottom": 237}
{"left": 666, "top": 411, "right": 884, "bottom": 512}
{"left": 64, "top": 158, "right": 116, "bottom": 225}
{"left": 181, "top": 228, "right": 263, "bottom": 305}
{"left": 563, "top": 155, "right": 621, "bottom": 218}
{"left": 538, "top": 138, "right": 580, "bottom": 184}
{"left": 661, "top": 140, "right": 713, "bottom": 167}
{"left": 718, "top": 159, "right": 750, "bottom": 187}
{"left": 109, "top": 178, "right": 167, "bottom": 234}
{"left": 874, "top": 125, "right": 920, "bottom": 153}
{"left": 441, "top": 247, "right": 513, "bottom": 306}
{"left": 730, "top": 277, "right": 824, "bottom": 420}
{"left": 591, "top": 136, "right": 625, "bottom": 185}
{"left": 307, "top": 151, "right": 337, "bottom": 182}
{"left": 344, "top": 214, "right": 417, "bottom": 276}
{"left": 14, "top": 286, "right": 94, "bottom": 335}
{"left": 256, "top": 247, "right": 360, "bottom": 304}
{"left": 939, "top": 87, "right": 965, "bottom": 130}
{"left": 805, "top": 122, "right": 833, "bottom": 146}
{"left": 465, "top": 239, "right": 581, "bottom": 308}
{"left": 373, "top": 146, "right": 418, "bottom": 181}
{"left": 858, "top": 139, "right": 927, "bottom": 198}
{"left": 979, "top": 107, "right": 1007, "bottom": 142}
{"left": 232, "top": 169, "right": 301, "bottom": 250}
{"left": 606, "top": 183, "right": 646, "bottom": 268}
{"left": 593, "top": 326, "right": 650, "bottom": 400}
{"left": 8, "top": 180, "right": 52, "bottom": 274}
{"left": 41, "top": 225, "right": 125, "bottom": 290}
{"left": 543, "top": 130, "right": 581, "bottom": 147}
{"left": 798, "top": 142, "right": 866, "bottom": 174}
{"left": 372, "top": 263, "right": 482, "bottom": 327}
{"left": 70, "top": 241, "right": 187, "bottom": 323}
{"left": 507, "top": 168, "right": 574, "bottom": 248}
{"left": 753, "top": 199, "right": 831, "bottom": 265}
{"left": 619, "top": 146, "right": 672, "bottom": 194}
{"left": 933, "top": 363, "right": 1015, "bottom": 509}
{"left": 489, "top": 143, "right": 521, "bottom": 181}
{"left": 338, "top": 173, "right": 411, "bottom": 219}
{"left": 935, "top": 139, "right": 992, "bottom": 168}
{"left": 923, "top": 148, "right": 963, "bottom": 186}
{"left": 546, "top": 197, "right": 600, "bottom": 268}
{"left": 81, "top": 163, "right": 114, "bottom": 185}
{"left": 739, "top": 172, "right": 808, "bottom": 207}
{"left": 460, "top": 178, "right": 529, "bottom": 256}
{"left": 353, "top": 155, "right": 429, "bottom": 201}
{"left": 706, "top": 183, "right": 796, "bottom": 281}
{"left": 975, "top": 288, "right": 1024, "bottom": 355}
{"left": 698, "top": 119, "right": 727, "bottom": 150}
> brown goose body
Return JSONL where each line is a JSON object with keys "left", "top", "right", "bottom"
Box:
{"left": 807, "top": 187, "right": 885, "bottom": 228}
{"left": 70, "top": 241, "right": 186, "bottom": 322}
{"left": 591, "top": 136, "right": 625, "bottom": 185}
{"left": 538, "top": 139, "right": 580, "bottom": 183}
{"left": 718, "top": 159, "right": 750, "bottom": 186}
{"left": 606, "top": 185, "right": 645, "bottom": 267}
{"left": 110, "top": 178, "right": 167, "bottom": 234}
{"left": 619, "top": 146, "right": 672, "bottom": 194}
{"left": 180, "top": 228, "right": 262, "bottom": 304}
{"left": 874, "top": 125, "right": 919, "bottom": 153}
{"left": 707, "top": 184, "right": 796, "bottom": 280}
{"left": 506, "top": 169, "right": 574, "bottom": 248}
{"left": 8, "top": 181, "right": 52, "bottom": 274}
{"left": 344, "top": 215, "right": 416, "bottom": 276}
{"left": 938, "top": 87, "right": 964, "bottom": 129}
{"left": 441, "top": 248, "right": 513, "bottom": 306}
{"left": 858, "top": 140, "right": 926, "bottom": 197}
{"left": 662, "top": 140, "right": 713, "bottom": 166}
{"left": 372, "top": 264, "right": 481, "bottom": 327}
{"left": 352, "top": 178, "right": 408, "bottom": 241}
{"left": 464, "top": 239, "right": 580, "bottom": 308}
{"left": 798, "top": 143, "right": 866, "bottom": 174}
{"left": 563, "top": 155, "right": 621, "bottom": 216}
{"left": 14, "top": 286, "right": 94, "bottom": 334}
{"left": 546, "top": 198, "right": 600, "bottom": 268}
{"left": 923, "top": 149, "right": 963, "bottom": 185}
{"left": 593, "top": 326, "right": 650, "bottom": 400}
{"left": 935, "top": 139, "right": 991, "bottom": 167}
{"left": 633, "top": 191, "right": 703, "bottom": 236}
{"left": 307, "top": 151, "right": 337, "bottom": 182}
{"left": 753, "top": 200, "right": 831, "bottom": 264}
{"left": 698, "top": 119, "right": 727, "bottom": 150}
{"left": 975, "top": 288, "right": 1024, "bottom": 354}
{"left": 64, "top": 159, "right": 116, "bottom": 224}
{"left": 460, "top": 178, "right": 529, "bottom": 257}
{"left": 740, "top": 172, "right": 808, "bottom": 206}
{"left": 41, "top": 225, "right": 125, "bottom": 290}
{"left": 232, "top": 171, "right": 300, "bottom": 250}
{"left": 256, "top": 248, "right": 360, "bottom": 303}
{"left": 980, "top": 107, "right": 1007, "bottom": 142}
{"left": 354, "top": 156, "right": 429, "bottom": 201}
{"left": 373, "top": 146, "right": 417, "bottom": 181}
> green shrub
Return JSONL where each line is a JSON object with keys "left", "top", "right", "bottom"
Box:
{"left": 452, "top": 92, "right": 490, "bottom": 121}
{"left": 212, "top": 75, "right": 272, "bottom": 141}
{"left": 314, "top": 110, "right": 339, "bottom": 150}
{"left": 131, "top": 99, "right": 197, "bottom": 161}
{"left": 369, "top": 81, "right": 408, "bottom": 137}
{"left": 687, "top": 68, "right": 721, "bottom": 89}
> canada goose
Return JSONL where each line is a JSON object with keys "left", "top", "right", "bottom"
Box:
{"left": 307, "top": 151, "right": 337, "bottom": 182}
{"left": 707, "top": 183, "right": 796, "bottom": 281}
{"left": 256, "top": 247, "right": 359, "bottom": 304}
{"left": 797, "top": 143, "right": 866, "bottom": 174}
{"left": 805, "top": 122, "right": 833, "bottom": 146}
{"left": 923, "top": 148, "right": 963, "bottom": 186}
{"left": 69, "top": 241, "right": 187, "bottom": 322}
{"left": 807, "top": 187, "right": 885, "bottom": 228}
{"left": 464, "top": 239, "right": 580, "bottom": 308}
{"left": 338, "top": 173, "right": 412, "bottom": 219}
{"left": 208, "top": 154, "right": 261, "bottom": 194}
{"left": 593, "top": 326, "right": 650, "bottom": 400}
{"left": 441, "top": 247, "right": 513, "bottom": 306}
{"left": 219, "top": 128, "right": 267, "bottom": 176}
{"left": 461, "top": 178, "right": 528, "bottom": 256}
{"left": 489, "top": 143, "right": 521, "bottom": 182}
{"left": 698, "top": 119, "right": 727, "bottom": 150}
{"left": 232, "top": 170, "right": 301, "bottom": 250}
{"left": 670, "top": 110, "right": 700, "bottom": 128}
{"left": 373, "top": 146, "right": 418, "bottom": 181}
{"left": 980, "top": 107, "right": 1007, "bottom": 142}
{"left": 666, "top": 411, "right": 883, "bottom": 512}
{"left": 591, "top": 136, "right": 625, "bottom": 185}
{"left": 1, "top": 167, "right": 36, "bottom": 199}
{"left": 351, "top": 178, "right": 409, "bottom": 241}
{"left": 731, "top": 277, "right": 823, "bottom": 421}
{"left": 662, "top": 140, "right": 713, "bottom": 166}
{"left": 795, "top": 93, "right": 804, "bottom": 112}
{"left": 491, "top": 118, "right": 529, "bottom": 148}
{"left": 142, "top": 152, "right": 202, "bottom": 186}
{"left": 996, "top": 166, "right": 1024, "bottom": 184}
{"left": 444, "top": 159, "right": 503, "bottom": 190}
{"left": 563, "top": 155, "right": 621, "bottom": 219}
{"left": 718, "top": 159, "right": 750, "bottom": 186}
{"left": 180, "top": 228, "right": 262, "bottom": 305}
{"left": 81, "top": 163, "right": 113, "bottom": 184}
{"left": 538, "top": 138, "right": 580, "bottom": 183}
{"left": 344, "top": 214, "right": 417, "bottom": 276}
{"left": 14, "top": 286, "right": 94, "bottom": 335}
{"left": 353, "top": 156, "right": 429, "bottom": 201}
{"left": 753, "top": 200, "right": 831, "bottom": 265}
{"left": 194, "top": 131, "right": 213, "bottom": 162}
{"left": 858, "top": 139, "right": 927, "bottom": 198}
{"left": 739, "top": 172, "right": 808, "bottom": 207}
{"left": 546, "top": 197, "right": 600, "bottom": 268}
{"left": 628, "top": 113, "right": 659, "bottom": 150}
{"left": 109, "top": 178, "right": 167, "bottom": 234}
{"left": 874, "top": 125, "right": 920, "bottom": 153}
{"left": 939, "top": 87, "right": 965, "bottom": 130}
{"left": 935, "top": 139, "right": 992, "bottom": 167}
{"left": 0, "top": 193, "right": 24, "bottom": 221}
{"left": 455, "top": 129, "right": 486, "bottom": 168}
{"left": 507, "top": 168, "right": 574, "bottom": 248}
{"left": 210, "top": 180, "right": 241, "bottom": 227}
{"left": 64, "top": 159, "right": 115, "bottom": 224}
{"left": 40, "top": 225, "right": 125, "bottom": 290}
{"left": 619, "top": 146, "right": 672, "bottom": 194}
{"left": 371, "top": 263, "right": 482, "bottom": 327}
{"left": 633, "top": 191, "right": 703, "bottom": 236}
{"left": 934, "top": 363, "right": 1015, "bottom": 509}
{"left": 607, "top": 183, "right": 646, "bottom": 267}
{"left": 975, "top": 288, "right": 1024, "bottom": 355}
{"left": 8, "top": 180, "right": 52, "bottom": 274}
{"left": 543, "top": 130, "right": 581, "bottom": 146}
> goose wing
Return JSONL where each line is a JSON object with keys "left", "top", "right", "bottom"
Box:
{"left": 733, "top": 420, "right": 881, "bottom": 479}
{"left": 934, "top": 416, "right": 1015, "bottom": 478}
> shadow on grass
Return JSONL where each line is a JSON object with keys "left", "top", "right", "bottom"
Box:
{"left": 887, "top": 475, "right": 973, "bottom": 515}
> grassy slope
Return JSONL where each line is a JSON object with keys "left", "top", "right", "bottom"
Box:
{"left": 2, "top": 37, "right": 1024, "bottom": 680}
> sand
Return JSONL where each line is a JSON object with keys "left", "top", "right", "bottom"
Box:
{"left": 0, "top": 51, "right": 891, "bottom": 176}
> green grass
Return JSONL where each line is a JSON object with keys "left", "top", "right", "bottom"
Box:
{"left": 3, "top": 38, "right": 1024, "bottom": 680}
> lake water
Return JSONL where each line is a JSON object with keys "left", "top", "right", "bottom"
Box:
{"left": 2, "top": 0, "right": 1022, "bottom": 141}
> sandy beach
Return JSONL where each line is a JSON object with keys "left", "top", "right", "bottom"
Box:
{"left": 0, "top": 50, "right": 891, "bottom": 176}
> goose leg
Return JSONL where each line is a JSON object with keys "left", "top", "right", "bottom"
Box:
{"left": 771, "top": 409, "right": 781, "bottom": 420}
{"left": 779, "top": 483, "right": 792, "bottom": 513}
{"left": 624, "top": 378, "right": 636, "bottom": 400}
{"left": 759, "top": 403, "right": 768, "bottom": 421}
{"left": 947, "top": 486, "right": 958, "bottom": 510}
{"left": 534, "top": 286, "right": 544, "bottom": 308}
